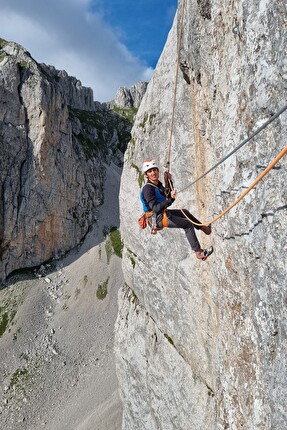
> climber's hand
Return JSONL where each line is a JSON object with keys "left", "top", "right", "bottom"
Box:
{"left": 171, "top": 189, "right": 176, "bottom": 199}
{"left": 166, "top": 172, "right": 172, "bottom": 180}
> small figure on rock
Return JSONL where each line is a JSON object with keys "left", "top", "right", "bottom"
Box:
{"left": 140, "top": 159, "right": 213, "bottom": 261}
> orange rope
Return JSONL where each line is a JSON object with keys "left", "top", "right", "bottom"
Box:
{"left": 166, "top": 0, "right": 185, "bottom": 172}
{"left": 177, "top": 145, "right": 287, "bottom": 227}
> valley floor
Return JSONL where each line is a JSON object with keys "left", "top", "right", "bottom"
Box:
{"left": 0, "top": 162, "right": 124, "bottom": 430}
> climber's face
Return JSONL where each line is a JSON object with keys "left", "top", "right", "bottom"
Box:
{"left": 146, "top": 167, "right": 159, "bottom": 184}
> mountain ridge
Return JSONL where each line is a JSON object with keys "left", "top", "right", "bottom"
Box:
{"left": 0, "top": 38, "right": 146, "bottom": 281}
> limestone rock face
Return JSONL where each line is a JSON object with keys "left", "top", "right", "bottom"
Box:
{"left": 0, "top": 39, "right": 131, "bottom": 280}
{"left": 114, "top": 82, "right": 148, "bottom": 109}
{"left": 40, "top": 64, "right": 95, "bottom": 111}
{"left": 116, "top": 2, "right": 287, "bottom": 430}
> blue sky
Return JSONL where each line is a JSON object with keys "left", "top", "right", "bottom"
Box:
{"left": 91, "top": 0, "right": 177, "bottom": 68}
{"left": 0, "top": 0, "right": 177, "bottom": 102}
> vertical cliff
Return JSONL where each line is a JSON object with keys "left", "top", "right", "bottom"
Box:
{"left": 116, "top": 1, "right": 287, "bottom": 429}
{"left": 0, "top": 39, "right": 132, "bottom": 280}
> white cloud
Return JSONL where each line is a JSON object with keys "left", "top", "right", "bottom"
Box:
{"left": 0, "top": 0, "right": 153, "bottom": 101}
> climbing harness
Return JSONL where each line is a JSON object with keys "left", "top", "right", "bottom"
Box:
{"left": 138, "top": 210, "right": 168, "bottom": 234}
{"left": 139, "top": 181, "right": 169, "bottom": 234}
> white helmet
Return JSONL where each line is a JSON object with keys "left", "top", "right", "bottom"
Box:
{"left": 142, "top": 159, "right": 158, "bottom": 173}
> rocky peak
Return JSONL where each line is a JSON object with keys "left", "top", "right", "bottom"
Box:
{"left": 113, "top": 81, "right": 148, "bottom": 109}
{"left": 40, "top": 64, "right": 95, "bottom": 111}
{"left": 0, "top": 38, "right": 131, "bottom": 281}
{"left": 0, "top": 39, "right": 94, "bottom": 111}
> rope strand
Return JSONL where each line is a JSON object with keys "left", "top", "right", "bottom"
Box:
{"left": 163, "top": 1, "right": 287, "bottom": 228}
{"left": 166, "top": 0, "right": 186, "bottom": 172}
{"left": 176, "top": 145, "right": 287, "bottom": 226}
{"left": 177, "top": 102, "right": 287, "bottom": 194}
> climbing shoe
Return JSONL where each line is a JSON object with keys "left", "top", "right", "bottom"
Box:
{"left": 195, "top": 246, "right": 214, "bottom": 261}
{"left": 203, "top": 246, "right": 213, "bottom": 258}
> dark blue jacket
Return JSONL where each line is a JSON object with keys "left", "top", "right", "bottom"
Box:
{"left": 140, "top": 180, "right": 174, "bottom": 214}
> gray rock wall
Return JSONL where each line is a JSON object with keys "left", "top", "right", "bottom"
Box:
{"left": 40, "top": 64, "right": 95, "bottom": 111}
{"left": 116, "top": 1, "right": 287, "bottom": 429}
{"left": 113, "top": 82, "right": 148, "bottom": 109}
{"left": 0, "top": 40, "right": 131, "bottom": 280}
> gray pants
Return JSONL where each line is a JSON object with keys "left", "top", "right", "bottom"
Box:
{"left": 158, "top": 209, "right": 202, "bottom": 251}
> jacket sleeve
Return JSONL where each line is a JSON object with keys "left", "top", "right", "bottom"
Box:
{"left": 142, "top": 184, "right": 174, "bottom": 213}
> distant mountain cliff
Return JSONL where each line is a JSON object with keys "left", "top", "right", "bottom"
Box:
{"left": 116, "top": 1, "right": 287, "bottom": 429}
{"left": 113, "top": 82, "right": 148, "bottom": 109}
{"left": 0, "top": 38, "right": 146, "bottom": 281}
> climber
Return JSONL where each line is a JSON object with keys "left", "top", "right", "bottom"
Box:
{"left": 140, "top": 160, "right": 213, "bottom": 261}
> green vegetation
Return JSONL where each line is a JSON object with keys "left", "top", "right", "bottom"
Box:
{"left": 96, "top": 277, "right": 109, "bottom": 300}
{"left": 13, "top": 327, "right": 21, "bottom": 341}
{"left": 69, "top": 106, "right": 132, "bottom": 158}
{"left": 71, "top": 108, "right": 105, "bottom": 128}
{"left": 127, "top": 249, "right": 137, "bottom": 269}
{"left": 70, "top": 108, "right": 108, "bottom": 157}
{"left": 76, "top": 131, "right": 93, "bottom": 150}
{"left": 62, "top": 293, "right": 70, "bottom": 310}
{"left": 0, "top": 38, "right": 7, "bottom": 48}
{"left": 10, "top": 368, "right": 29, "bottom": 387}
{"left": 129, "top": 256, "right": 136, "bottom": 269}
{"left": 105, "top": 236, "right": 113, "bottom": 263}
{"left": 62, "top": 303, "right": 69, "bottom": 311}
{"left": 149, "top": 113, "right": 156, "bottom": 125}
{"left": 5, "top": 357, "right": 45, "bottom": 402}
{"left": 139, "top": 112, "right": 156, "bottom": 130}
{"left": 0, "top": 280, "right": 33, "bottom": 338}
{"left": 76, "top": 131, "right": 108, "bottom": 157}
{"left": 139, "top": 112, "right": 149, "bottom": 129}
{"left": 164, "top": 333, "right": 175, "bottom": 346}
{"left": 0, "top": 312, "right": 9, "bottom": 337}
{"left": 19, "top": 353, "right": 30, "bottom": 362}
{"left": 105, "top": 227, "right": 123, "bottom": 262}
{"left": 126, "top": 137, "right": 137, "bottom": 159}
{"left": 109, "top": 227, "right": 123, "bottom": 258}
{"left": 0, "top": 55, "right": 5, "bottom": 62}
{"left": 18, "top": 61, "right": 29, "bottom": 69}
{"left": 8, "top": 353, "right": 49, "bottom": 400}
{"left": 0, "top": 298, "right": 19, "bottom": 338}
{"left": 131, "top": 163, "right": 144, "bottom": 188}
{"left": 115, "top": 129, "right": 132, "bottom": 154}
{"left": 113, "top": 106, "right": 138, "bottom": 122}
